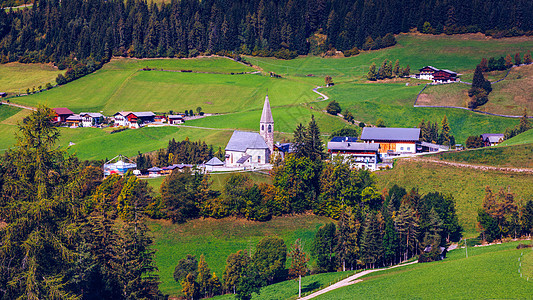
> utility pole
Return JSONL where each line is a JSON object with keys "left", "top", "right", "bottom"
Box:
{"left": 465, "top": 238, "right": 468, "bottom": 258}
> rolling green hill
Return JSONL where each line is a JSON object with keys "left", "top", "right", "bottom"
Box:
{"left": 0, "top": 62, "right": 64, "bottom": 94}
{"left": 316, "top": 241, "right": 532, "bottom": 299}
{"left": 499, "top": 129, "right": 533, "bottom": 146}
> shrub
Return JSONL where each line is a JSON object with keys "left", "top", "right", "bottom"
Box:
{"left": 326, "top": 100, "right": 341, "bottom": 115}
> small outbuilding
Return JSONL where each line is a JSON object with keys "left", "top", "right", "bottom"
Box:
{"left": 53, "top": 107, "right": 74, "bottom": 123}
{"left": 147, "top": 166, "right": 163, "bottom": 177}
{"left": 480, "top": 133, "right": 504, "bottom": 147}
{"left": 168, "top": 115, "right": 185, "bottom": 124}
{"left": 205, "top": 157, "right": 224, "bottom": 171}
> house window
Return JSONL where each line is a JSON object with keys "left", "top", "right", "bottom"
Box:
{"left": 400, "top": 147, "right": 404, "bottom": 151}
{"left": 407, "top": 147, "right": 410, "bottom": 151}
{"left": 258, "top": 156, "right": 261, "bottom": 163}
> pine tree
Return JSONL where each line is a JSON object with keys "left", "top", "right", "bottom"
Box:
{"left": 367, "top": 63, "right": 377, "bottom": 81}
{"left": 395, "top": 203, "right": 419, "bottom": 261}
{"left": 305, "top": 115, "right": 325, "bottom": 161}
{"left": 479, "top": 57, "right": 489, "bottom": 72}
{"left": 524, "top": 51, "right": 532, "bottom": 64}
{"left": 182, "top": 273, "right": 199, "bottom": 300}
{"left": 505, "top": 54, "right": 513, "bottom": 68}
{"left": 514, "top": 53, "right": 522, "bottom": 65}
{"left": 518, "top": 108, "right": 531, "bottom": 133}
{"left": 360, "top": 212, "right": 383, "bottom": 268}
{"left": 403, "top": 64, "right": 411, "bottom": 77}
{"left": 438, "top": 115, "right": 451, "bottom": 146}
{"left": 393, "top": 59, "right": 400, "bottom": 77}
{"left": 311, "top": 223, "right": 337, "bottom": 272}
{"left": 197, "top": 254, "right": 212, "bottom": 298}
{"left": 335, "top": 207, "right": 360, "bottom": 271}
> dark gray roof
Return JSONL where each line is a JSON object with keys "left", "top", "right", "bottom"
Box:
{"left": 440, "top": 69, "right": 457, "bottom": 75}
{"left": 147, "top": 167, "right": 162, "bottom": 172}
{"left": 481, "top": 133, "right": 504, "bottom": 140}
{"left": 330, "top": 136, "right": 358, "bottom": 143}
{"left": 66, "top": 114, "right": 82, "bottom": 121}
{"left": 260, "top": 95, "right": 274, "bottom": 123}
{"left": 168, "top": 115, "right": 183, "bottom": 119}
{"left": 328, "top": 141, "right": 380, "bottom": 152}
{"left": 361, "top": 127, "right": 420, "bottom": 142}
{"left": 225, "top": 131, "right": 268, "bottom": 152}
{"left": 236, "top": 155, "right": 251, "bottom": 164}
{"left": 80, "top": 112, "right": 104, "bottom": 118}
{"left": 205, "top": 157, "right": 224, "bottom": 166}
{"left": 133, "top": 112, "right": 155, "bottom": 117}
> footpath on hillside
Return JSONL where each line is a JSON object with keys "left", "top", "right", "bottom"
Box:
{"left": 300, "top": 261, "right": 418, "bottom": 299}
{"left": 409, "top": 157, "right": 533, "bottom": 174}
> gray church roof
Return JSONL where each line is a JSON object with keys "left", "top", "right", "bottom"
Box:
{"left": 205, "top": 157, "right": 224, "bottom": 166}
{"left": 260, "top": 95, "right": 274, "bottom": 123}
{"left": 225, "top": 131, "right": 269, "bottom": 152}
{"left": 361, "top": 127, "right": 420, "bottom": 142}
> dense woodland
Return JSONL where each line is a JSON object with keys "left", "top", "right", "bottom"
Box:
{"left": 1, "top": 0, "right": 533, "bottom": 66}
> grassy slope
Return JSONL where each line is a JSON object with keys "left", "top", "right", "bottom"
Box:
{"left": 0, "top": 105, "right": 24, "bottom": 149}
{"left": 246, "top": 34, "right": 533, "bottom": 80}
{"left": 421, "top": 64, "right": 533, "bottom": 116}
{"left": 375, "top": 159, "right": 533, "bottom": 237}
{"left": 499, "top": 128, "right": 533, "bottom": 146}
{"left": 524, "top": 248, "right": 533, "bottom": 279}
{"left": 12, "top": 57, "right": 320, "bottom": 115}
{"left": 212, "top": 271, "right": 355, "bottom": 300}
{"left": 317, "top": 241, "right": 532, "bottom": 299}
{"left": 317, "top": 83, "right": 516, "bottom": 143}
{"left": 429, "top": 144, "right": 533, "bottom": 169}
{"left": 148, "top": 215, "right": 332, "bottom": 296}
{"left": 0, "top": 62, "right": 63, "bottom": 94}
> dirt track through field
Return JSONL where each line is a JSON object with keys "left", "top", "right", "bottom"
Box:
{"left": 409, "top": 157, "right": 533, "bottom": 174}
{"left": 300, "top": 261, "right": 418, "bottom": 299}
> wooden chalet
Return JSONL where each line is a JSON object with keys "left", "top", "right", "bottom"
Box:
{"left": 360, "top": 127, "right": 420, "bottom": 156}
{"left": 66, "top": 114, "right": 82, "bottom": 126}
{"left": 480, "top": 133, "right": 504, "bottom": 147}
{"left": 433, "top": 69, "right": 458, "bottom": 83}
{"left": 53, "top": 107, "right": 74, "bottom": 123}
{"left": 113, "top": 111, "right": 155, "bottom": 127}
{"left": 80, "top": 112, "right": 104, "bottom": 127}
{"left": 418, "top": 66, "right": 440, "bottom": 80}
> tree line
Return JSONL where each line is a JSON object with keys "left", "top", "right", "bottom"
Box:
{"left": 477, "top": 186, "right": 533, "bottom": 242}
{"left": 367, "top": 59, "right": 410, "bottom": 81}
{"left": 0, "top": 106, "right": 165, "bottom": 299}
{"left": 1, "top": 0, "right": 533, "bottom": 67}
{"left": 418, "top": 116, "right": 455, "bottom": 146}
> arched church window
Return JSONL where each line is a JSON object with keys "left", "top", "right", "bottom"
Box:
{"left": 268, "top": 125, "right": 272, "bottom": 133}
{"left": 262, "top": 125, "right": 264, "bottom": 131}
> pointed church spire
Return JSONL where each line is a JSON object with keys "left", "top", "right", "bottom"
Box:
{"left": 260, "top": 94, "right": 274, "bottom": 123}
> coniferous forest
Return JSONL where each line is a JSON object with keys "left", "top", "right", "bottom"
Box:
{"left": 1, "top": 0, "right": 533, "bottom": 66}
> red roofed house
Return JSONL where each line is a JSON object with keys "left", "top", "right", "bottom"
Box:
{"left": 53, "top": 107, "right": 74, "bottom": 123}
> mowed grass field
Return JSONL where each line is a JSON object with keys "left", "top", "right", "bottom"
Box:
{"left": 429, "top": 143, "right": 533, "bottom": 169}
{"left": 148, "top": 215, "right": 333, "bottom": 296}
{"left": 499, "top": 128, "right": 533, "bottom": 146}
{"left": 246, "top": 33, "right": 533, "bottom": 82}
{"left": 375, "top": 159, "right": 533, "bottom": 237}
{"left": 421, "top": 64, "right": 533, "bottom": 116}
{"left": 316, "top": 241, "right": 532, "bottom": 299}
{"left": 0, "top": 62, "right": 63, "bottom": 94}
{"left": 12, "top": 57, "right": 319, "bottom": 114}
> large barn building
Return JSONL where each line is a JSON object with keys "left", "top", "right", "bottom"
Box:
{"left": 360, "top": 127, "right": 420, "bottom": 156}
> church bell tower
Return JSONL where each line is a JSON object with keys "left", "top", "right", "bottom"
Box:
{"left": 260, "top": 94, "right": 274, "bottom": 153}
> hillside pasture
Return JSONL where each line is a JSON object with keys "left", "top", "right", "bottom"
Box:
{"left": 148, "top": 215, "right": 333, "bottom": 296}
{"left": 11, "top": 57, "right": 319, "bottom": 115}
{"left": 246, "top": 34, "right": 533, "bottom": 82}
{"left": 0, "top": 62, "right": 63, "bottom": 94}
{"left": 421, "top": 64, "right": 533, "bottom": 116}
{"left": 375, "top": 159, "right": 533, "bottom": 237}
{"left": 429, "top": 144, "right": 533, "bottom": 169}
{"left": 316, "top": 241, "right": 532, "bottom": 299}
{"left": 499, "top": 129, "right": 533, "bottom": 146}
{"left": 318, "top": 83, "right": 516, "bottom": 143}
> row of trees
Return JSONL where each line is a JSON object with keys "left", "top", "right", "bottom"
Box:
{"left": 312, "top": 186, "right": 462, "bottom": 271}
{"left": 468, "top": 64, "right": 493, "bottom": 109}
{"left": 0, "top": 106, "right": 164, "bottom": 299}
{"left": 1, "top": 0, "right": 533, "bottom": 65}
{"left": 174, "top": 237, "right": 304, "bottom": 300}
{"left": 479, "top": 51, "right": 532, "bottom": 73}
{"left": 477, "top": 187, "right": 533, "bottom": 242}
{"left": 136, "top": 138, "right": 225, "bottom": 169}
{"left": 367, "top": 59, "right": 410, "bottom": 81}
{"left": 418, "top": 116, "right": 455, "bottom": 146}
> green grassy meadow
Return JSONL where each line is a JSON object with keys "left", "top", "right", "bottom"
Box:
{"left": 316, "top": 241, "right": 532, "bottom": 299}
{"left": 212, "top": 271, "right": 355, "bottom": 300}
{"left": 429, "top": 144, "right": 533, "bottom": 169}
{"left": 148, "top": 215, "right": 333, "bottom": 296}
{"left": 318, "top": 82, "right": 516, "bottom": 143}
{"left": 375, "top": 159, "right": 533, "bottom": 237}
{"left": 0, "top": 62, "right": 63, "bottom": 94}
{"left": 246, "top": 34, "right": 533, "bottom": 81}
{"left": 499, "top": 129, "right": 533, "bottom": 146}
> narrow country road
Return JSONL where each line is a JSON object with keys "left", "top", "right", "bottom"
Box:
{"left": 312, "top": 87, "right": 329, "bottom": 101}
{"left": 300, "top": 261, "right": 418, "bottom": 299}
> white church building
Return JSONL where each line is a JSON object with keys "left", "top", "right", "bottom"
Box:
{"left": 225, "top": 95, "right": 274, "bottom": 167}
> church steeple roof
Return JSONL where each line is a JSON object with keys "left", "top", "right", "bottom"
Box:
{"left": 260, "top": 94, "right": 274, "bottom": 123}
